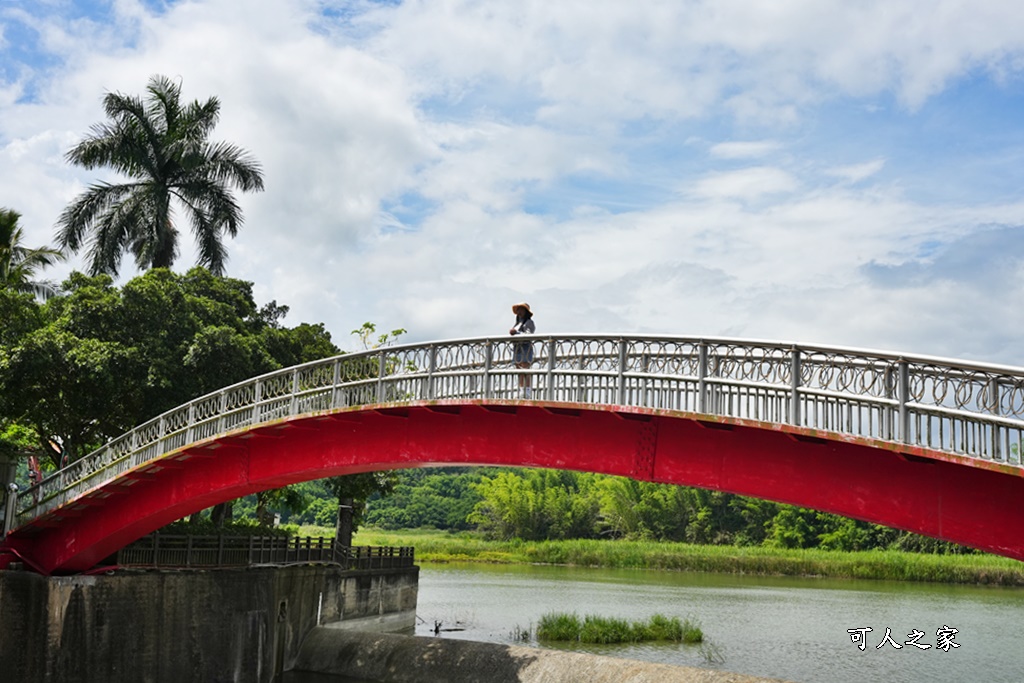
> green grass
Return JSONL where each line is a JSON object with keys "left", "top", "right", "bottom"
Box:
{"left": 537, "top": 612, "right": 582, "bottom": 641}
{"left": 351, "top": 528, "right": 1024, "bottom": 585}
{"left": 532, "top": 612, "right": 702, "bottom": 644}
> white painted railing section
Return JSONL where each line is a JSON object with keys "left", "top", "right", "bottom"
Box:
{"left": 13, "top": 335, "right": 1024, "bottom": 529}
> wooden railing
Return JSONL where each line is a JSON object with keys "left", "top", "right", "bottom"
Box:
{"left": 113, "top": 535, "right": 415, "bottom": 570}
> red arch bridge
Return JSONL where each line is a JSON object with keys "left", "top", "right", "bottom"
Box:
{"left": 3, "top": 334, "right": 1024, "bottom": 575}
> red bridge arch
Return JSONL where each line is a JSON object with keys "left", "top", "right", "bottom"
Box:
{"left": 5, "top": 400, "right": 1023, "bottom": 575}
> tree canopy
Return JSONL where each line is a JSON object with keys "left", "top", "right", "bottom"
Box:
{"left": 0, "top": 267, "right": 334, "bottom": 464}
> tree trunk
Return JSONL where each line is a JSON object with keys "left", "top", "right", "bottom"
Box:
{"left": 256, "top": 492, "right": 273, "bottom": 527}
{"left": 335, "top": 496, "right": 354, "bottom": 547}
{"left": 211, "top": 501, "right": 233, "bottom": 528}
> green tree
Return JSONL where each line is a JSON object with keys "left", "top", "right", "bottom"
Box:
{"left": 764, "top": 507, "right": 818, "bottom": 549}
{"left": 0, "top": 288, "right": 45, "bottom": 478}
{"left": 469, "top": 469, "right": 600, "bottom": 541}
{"left": 0, "top": 208, "right": 65, "bottom": 299}
{"left": 598, "top": 478, "right": 694, "bottom": 541}
{"left": 182, "top": 325, "right": 275, "bottom": 393}
{"left": 55, "top": 75, "right": 264, "bottom": 276}
{"left": 254, "top": 486, "right": 308, "bottom": 527}
{"left": 325, "top": 471, "right": 397, "bottom": 545}
{"left": 0, "top": 288, "right": 42, "bottom": 349}
{"left": 0, "top": 267, "right": 340, "bottom": 470}
{"left": 363, "top": 468, "right": 484, "bottom": 531}
{"left": 303, "top": 497, "right": 340, "bottom": 528}
{"left": 468, "top": 470, "right": 538, "bottom": 539}
{"left": 815, "top": 515, "right": 873, "bottom": 551}
{"left": 0, "top": 421, "right": 40, "bottom": 465}
{"left": 0, "top": 327, "right": 144, "bottom": 463}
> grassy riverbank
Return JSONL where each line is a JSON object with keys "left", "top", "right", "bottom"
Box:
{"left": 336, "top": 527, "right": 1024, "bottom": 586}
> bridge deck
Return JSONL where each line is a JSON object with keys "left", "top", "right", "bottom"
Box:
{"left": 5, "top": 335, "right": 1024, "bottom": 573}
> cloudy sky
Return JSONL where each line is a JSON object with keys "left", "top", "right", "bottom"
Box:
{"left": 2, "top": 0, "right": 1024, "bottom": 364}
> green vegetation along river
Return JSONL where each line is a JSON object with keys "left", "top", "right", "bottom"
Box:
{"left": 347, "top": 528, "right": 1024, "bottom": 585}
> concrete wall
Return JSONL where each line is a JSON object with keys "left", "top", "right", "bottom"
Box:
{"left": 0, "top": 565, "right": 418, "bottom": 683}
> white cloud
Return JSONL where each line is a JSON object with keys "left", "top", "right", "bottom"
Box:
{"left": 709, "top": 141, "right": 782, "bottom": 160}
{"left": 3, "top": 0, "right": 1024, "bottom": 368}
{"left": 689, "top": 167, "right": 800, "bottom": 201}
{"left": 826, "top": 159, "right": 886, "bottom": 183}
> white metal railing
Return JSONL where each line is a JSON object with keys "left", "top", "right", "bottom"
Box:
{"left": 10, "top": 334, "right": 1024, "bottom": 531}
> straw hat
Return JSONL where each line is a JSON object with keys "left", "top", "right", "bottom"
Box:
{"left": 512, "top": 302, "right": 532, "bottom": 315}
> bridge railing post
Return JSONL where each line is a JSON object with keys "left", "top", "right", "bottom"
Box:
{"left": 158, "top": 416, "right": 167, "bottom": 455}
{"left": 129, "top": 428, "right": 138, "bottom": 463}
{"left": 990, "top": 377, "right": 1002, "bottom": 461}
{"left": 640, "top": 352, "right": 650, "bottom": 409}
{"left": 218, "top": 391, "right": 227, "bottom": 433}
{"left": 898, "top": 359, "right": 911, "bottom": 444}
{"left": 789, "top": 347, "right": 801, "bottom": 427}
{"left": 290, "top": 368, "right": 299, "bottom": 416}
{"left": 883, "top": 365, "right": 894, "bottom": 441}
{"left": 253, "top": 379, "right": 263, "bottom": 425}
{"left": 617, "top": 339, "right": 628, "bottom": 406}
{"left": 698, "top": 342, "right": 708, "bottom": 414}
{"left": 546, "top": 339, "right": 556, "bottom": 401}
{"left": 377, "top": 353, "right": 386, "bottom": 404}
{"left": 332, "top": 359, "right": 345, "bottom": 409}
{"left": 483, "top": 342, "right": 493, "bottom": 399}
{"left": 186, "top": 403, "right": 196, "bottom": 443}
{"left": 427, "top": 345, "right": 437, "bottom": 400}
{"left": 576, "top": 352, "right": 587, "bottom": 403}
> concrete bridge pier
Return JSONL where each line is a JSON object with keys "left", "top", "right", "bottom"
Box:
{"left": 0, "top": 563, "right": 419, "bottom": 683}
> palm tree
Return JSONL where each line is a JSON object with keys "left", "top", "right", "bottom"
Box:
{"left": 55, "top": 75, "right": 265, "bottom": 277}
{"left": 0, "top": 207, "right": 65, "bottom": 299}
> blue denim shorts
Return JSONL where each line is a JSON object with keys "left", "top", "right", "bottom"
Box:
{"left": 514, "top": 341, "right": 534, "bottom": 364}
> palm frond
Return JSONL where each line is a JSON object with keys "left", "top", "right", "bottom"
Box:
{"left": 85, "top": 202, "right": 136, "bottom": 277}
{"left": 190, "top": 207, "right": 229, "bottom": 276}
{"left": 200, "top": 141, "right": 266, "bottom": 192}
{"left": 55, "top": 183, "right": 135, "bottom": 252}
{"left": 146, "top": 75, "right": 182, "bottom": 133}
{"left": 180, "top": 97, "right": 221, "bottom": 144}
{"left": 1, "top": 207, "right": 66, "bottom": 299}
{"left": 16, "top": 278, "right": 62, "bottom": 300}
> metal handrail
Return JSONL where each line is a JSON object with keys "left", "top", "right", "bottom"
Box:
{"left": 11, "top": 334, "right": 1024, "bottom": 530}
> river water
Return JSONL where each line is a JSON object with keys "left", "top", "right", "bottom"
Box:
{"left": 286, "top": 561, "right": 1024, "bottom": 683}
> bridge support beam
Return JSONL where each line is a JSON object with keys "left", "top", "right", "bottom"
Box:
{"left": 5, "top": 402, "right": 1024, "bottom": 574}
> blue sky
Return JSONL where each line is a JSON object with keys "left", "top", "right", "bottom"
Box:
{"left": 2, "top": 0, "right": 1024, "bottom": 364}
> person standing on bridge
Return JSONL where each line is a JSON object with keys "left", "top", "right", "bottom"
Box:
{"left": 510, "top": 303, "right": 535, "bottom": 398}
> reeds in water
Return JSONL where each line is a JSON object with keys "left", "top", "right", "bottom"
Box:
{"left": 533, "top": 612, "right": 702, "bottom": 644}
